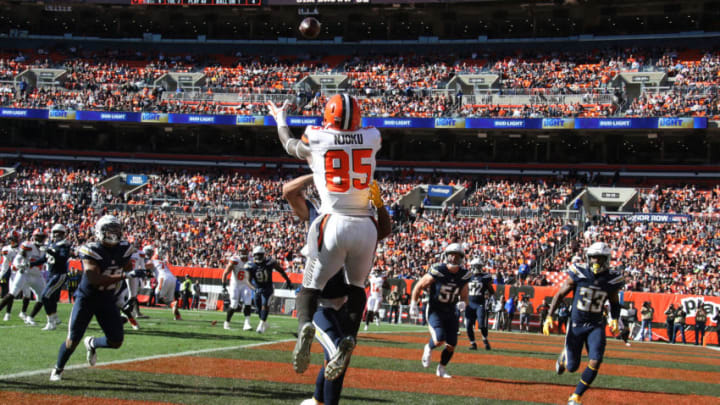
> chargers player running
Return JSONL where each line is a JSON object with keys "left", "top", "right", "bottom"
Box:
{"left": 26, "top": 224, "right": 72, "bottom": 330}
{"left": 543, "top": 242, "right": 624, "bottom": 405}
{"left": 222, "top": 247, "right": 254, "bottom": 331}
{"left": 245, "top": 246, "right": 292, "bottom": 333}
{"left": 410, "top": 243, "right": 471, "bottom": 378}
{"left": 465, "top": 258, "right": 494, "bottom": 350}
{"left": 268, "top": 94, "right": 382, "bottom": 374}
{"left": 50, "top": 215, "right": 135, "bottom": 381}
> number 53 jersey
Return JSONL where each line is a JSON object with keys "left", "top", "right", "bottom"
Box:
{"left": 567, "top": 264, "right": 624, "bottom": 326}
{"left": 303, "top": 125, "right": 382, "bottom": 216}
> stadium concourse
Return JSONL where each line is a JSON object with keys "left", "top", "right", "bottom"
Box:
{"left": 0, "top": 160, "right": 718, "bottom": 296}
{"left": 0, "top": 48, "right": 719, "bottom": 118}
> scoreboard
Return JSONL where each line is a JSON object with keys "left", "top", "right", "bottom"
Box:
{"left": 131, "top": 0, "right": 261, "bottom": 5}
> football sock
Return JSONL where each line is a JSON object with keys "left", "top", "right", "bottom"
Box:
{"left": 313, "top": 368, "right": 325, "bottom": 404}
{"left": 0, "top": 295, "right": 13, "bottom": 312}
{"left": 480, "top": 327, "right": 489, "bottom": 339}
{"left": 296, "top": 287, "right": 321, "bottom": 332}
{"left": 466, "top": 324, "right": 475, "bottom": 342}
{"left": 92, "top": 336, "right": 118, "bottom": 349}
{"left": 226, "top": 308, "right": 235, "bottom": 322}
{"left": 30, "top": 301, "right": 43, "bottom": 318}
{"left": 428, "top": 338, "right": 437, "bottom": 350}
{"left": 56, "top": 342, "right": 75, "bottom": 370}
{"left": 324, "top": 366, "right": 346, "bottom": 405}
{"left": 440, "top": 347, "right": 454, "bottom": 366}
{"left": 365, "top": 311, "right": 373, "bottom": 326}
{"left": 346, "top": 286, "right": 367, "bottom": 338}
{"left": 574, "top": 364, "right": 599, "bottom": 396}
{"left": 22, "top": 297, "right": 30, "bottom": 313}
{"left": 43, "top": 293, "right": 58, "bottom": 315}
{"left": 260, "top": 308, "right": 268, "bottom": 321}
{"left": 243, "top": 305, "right": 252, "bottom": 317}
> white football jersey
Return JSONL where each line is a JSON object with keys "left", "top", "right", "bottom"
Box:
{"left": 369, "top": 273, "right": 385, "bottom": 297}
{"left": 303, "top": 125, "right": 382, "bottom": 216}
{"left": 130, "top": 251, "right": 146, "bottom": 272}
{"left": 0, "top": 245, "right": 18, "bottom": 278}
{"left": 152, "top": 259, "right": 175, "bottom": 280}
{"left": 228, "top": 255, "right": 252, "bottom": 287}
{"left": 28, "top": 242, "right": 45, "bottom": 274}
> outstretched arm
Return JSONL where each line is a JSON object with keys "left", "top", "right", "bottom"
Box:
{"left": 267, "top": 100, "right": 312, "bottom": 160}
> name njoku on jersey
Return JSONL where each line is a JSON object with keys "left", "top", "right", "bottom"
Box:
{"left": 333, "top": 133, "right": 364, "bottom": 145}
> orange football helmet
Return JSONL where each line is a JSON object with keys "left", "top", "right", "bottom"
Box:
{"left": 323, "top": 94, "right": 361, "bottom": 131}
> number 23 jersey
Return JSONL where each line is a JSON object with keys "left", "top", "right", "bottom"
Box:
{"left": 427, "top": 263, "right": 471, "bottom": 313}
{"left": 303, "top": 125, "right": 381, "bottom": 216}
{"left": 567, "top": 263, "right": 624, "bottom": 326}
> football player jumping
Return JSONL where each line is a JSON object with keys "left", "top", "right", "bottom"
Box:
{"left": 543, "top": 242, "right": 624, "bottom": 405}
{"left": 410, "top": 243, "right": 471, "bottom": 378}
{"left": 285, "top": 174, "right": 391, "bottom": 405}
{"left": 50, "top": 215, "right": 135, "bottom": 381}
{"left": 268, "top": 94, "right": 382, "bottom": 374}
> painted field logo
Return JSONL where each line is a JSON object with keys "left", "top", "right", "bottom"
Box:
{"left": 434, "top": 118, "right": 466, "bottom": 129}
{"left": 48, "top": 110, "right": 76, "bottom": 120}
{"left": 658, "top": 118, "right": 693, "bottom": 129}
{"left": 141, "top": 113, "right": 169, "bottom": 123}
{"left": 236, "top": 115, "right": 264, "bottom": 126}
{"left": 680, "top": 297, "right": 720, "bottom": 318}
{"left": 541, "top": 118, "right": 574, "bottom": 129}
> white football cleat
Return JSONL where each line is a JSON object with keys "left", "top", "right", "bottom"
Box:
{"left": 3, "top": 313, "right": 10, "bottom": 321}
{"left": 243, "top": 319, "right": 252, "bottom": 331}
{"left": 49, "top": 368, "right": 62, "bottom": 382}
{"left": 42, "top": 321, "right": 57, "bottom": 331}
{"left": 24, "top": 316, "right": 36, "bottom": 326}
{"left": 18, "top": 312, "right": 27, "bottom": 321}
{"left": 84, "top": 336, "right": 97, "bottom": 366}
{"left": 223, "top": 321, "right": 232, "bottom": 330}
{"left": 363, "top": 324, "right": 368, "bottom": 331}
{"left": 300, "top": 399, "right": 319, "bottom": 405}
{"left": 436, "top": 364, "right": 452, "bottom": 378}
{"left": 292, "top": 322, "right": 316, "bottom": 374}
{"left": 422, "top": 344, "right": 432, "bottom": 368}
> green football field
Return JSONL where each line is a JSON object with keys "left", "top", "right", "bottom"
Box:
{"left": 0, "top": 302, "right": 719, "bottom": 404}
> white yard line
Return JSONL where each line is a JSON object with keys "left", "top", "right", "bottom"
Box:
{"left": 0, "top": 338, "right": 294, "bottom": 380}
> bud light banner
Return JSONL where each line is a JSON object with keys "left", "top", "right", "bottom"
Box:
{"left": 541, "top": 118, "right": 574, "bottom": 129}
{"left": 361, "top": 117, "right": 435, "bottom": 128}
{"left": 427, "top": 185, "right": 454, "bottom": 198}
{"left": 76, "top": 111, "right": 141, "bottom": 122}
{"left": 235, "top": 115, "right": 265, "bottom": 126}
{"left": 126, "top": 174, "right": 148, "bottom": 186}
{"left": 466, "top": 118, "right": 542, "bottom": 129}
{"left": 0, "top": 108, "right": 47, "bottom": 119}
{"left": 141, "top": 112, "right": 169, "bottom": 123}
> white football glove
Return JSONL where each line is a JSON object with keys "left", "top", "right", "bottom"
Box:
{"left": 409, "top": 301, "right": 419, "bottom": 318}
{"left": 456, "top": 301, "right": 466, "bottom": 312}
{"left": 267, "top": 100, "right": 290, "bottom": 128}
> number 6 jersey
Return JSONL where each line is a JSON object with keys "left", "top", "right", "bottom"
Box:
{"left": 566, "top": 263, "right": 624, "bottom": 326}
{"left": 303, "top": 125, "right": 382, "bottom": 216}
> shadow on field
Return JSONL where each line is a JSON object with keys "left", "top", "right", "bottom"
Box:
{"left": 2, "top": 377, "right": 392, "bottom": 403}
{"left": 127, "top": 329, "right": 262, "bottom": 341}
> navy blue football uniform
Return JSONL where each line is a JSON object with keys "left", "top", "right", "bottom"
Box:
{"left": 465, "top": 272, "right": 494, "bottom": 341}
{"left": 40, "top": 240, "right": 72, "bottom": 315}
{"left": 69, "top": 241, "right": 134, "bottom": 343}
{"left": 246, "top": 258, "right": 280, "bottom": 321}
{"left": 563, "top": 263, "right": 624, "bottom": 371}
{"left": 426, "top": 263, "right": 471, "bottom": 346}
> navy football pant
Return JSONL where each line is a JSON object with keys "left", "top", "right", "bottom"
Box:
{"left": 427, "top": 308, "right": 459, "bottom": 347}
{"left": 564, "top": 322, "right": 606, "bottom": 372}
{"left": 312, "top": 306, "right": 351, "bottom": 405}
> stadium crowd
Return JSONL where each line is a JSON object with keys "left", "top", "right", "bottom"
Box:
{"left": 3, "top": 49, "right": 720, "bottom": 118}
{"left": 1, "top": 161, "right": 718, "bottom": 296}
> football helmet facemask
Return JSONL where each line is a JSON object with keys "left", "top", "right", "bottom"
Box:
{"left": 95, "top": 215, "right": 122, "bottom": 247}
{"left": 51, "top": 223, "right": 67, "bottom": 243}
{"left": 586, "top": 242, "right": 611, "bottom": 274}
{"left": 444, "top": 243, "right": 465, "bottom": 271}
{"left": 469, "top": 257, "right": 483, "bottom": 274}
{"left": 32, "top": 228, "right": 47, "bottom": 245}
{"left": 252, "top": 246, "right": 266, "bottom": 262}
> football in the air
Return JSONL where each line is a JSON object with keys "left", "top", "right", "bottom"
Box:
{"left": 299, "top": 17, "right": 321, "bottom": 39}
